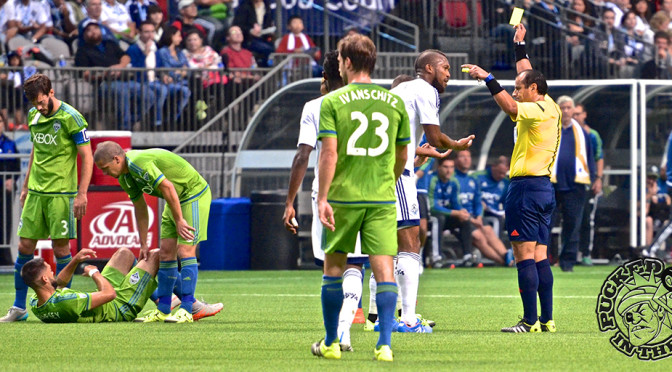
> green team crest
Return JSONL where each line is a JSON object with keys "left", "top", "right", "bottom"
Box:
{"left": 596, "top": 258, "right": 672, "bottom": 360}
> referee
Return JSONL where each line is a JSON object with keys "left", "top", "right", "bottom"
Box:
{"left": 462, "top": 23, "right": 561, "bottom": 333}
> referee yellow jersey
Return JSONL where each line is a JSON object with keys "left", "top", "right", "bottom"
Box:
{"left": 509, "top": 94, "right": 561, "bottom": 178}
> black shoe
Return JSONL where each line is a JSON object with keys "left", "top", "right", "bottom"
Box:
{"left": 501, "top": 319, "right": 541, "bottom": 333}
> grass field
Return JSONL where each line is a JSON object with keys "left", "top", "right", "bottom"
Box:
{"left": 0, "top": 266, "right": 669, "bottom": 371}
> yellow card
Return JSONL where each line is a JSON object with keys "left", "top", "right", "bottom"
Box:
{"left": 509, "top": 7, "right": 524, "bottom": 26}
{"left": 461, "top": 67, "right": 470, "bottom": 73}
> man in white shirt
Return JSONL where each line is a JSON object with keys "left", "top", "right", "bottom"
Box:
{"left": 101, "top": 0, "right": 135, "bottom": 40}
{"left": 10, "top": 0, "right": 49, "bottom": 43}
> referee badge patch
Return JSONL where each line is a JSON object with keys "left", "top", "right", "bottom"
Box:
{"left": 129, "top": 272, "right": 140, "bottom": 285}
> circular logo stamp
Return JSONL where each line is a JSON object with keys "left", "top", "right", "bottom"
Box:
{"left": 596, "top": 258, "right": 672, "bottom": 360}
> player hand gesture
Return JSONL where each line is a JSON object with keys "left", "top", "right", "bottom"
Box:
{"left": 452, "top": 135, "right": 475, "bottom": 151}
{"left": 318, "top": 199, "right": 335, "bottom": 232}
{"left": 74, "top": 193, "right": 88, "bottom": 219}
{"left": 283, "top": 204, "right": 299, "bottom": 234}
{"left": 74, "top": 248, "right": 96, "bottom": 263}
{"left": 513, "top": 23, "right": 526, "bottom": 43}
{"left": 176, "top": 218, "right": 196, "bottom": 242}
{"left": 82, "top": 265, "right": 99, "bottom": 276}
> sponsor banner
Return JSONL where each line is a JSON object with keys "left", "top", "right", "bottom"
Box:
{"left": 80, "top": 190, "right": 159, "bottom": 258}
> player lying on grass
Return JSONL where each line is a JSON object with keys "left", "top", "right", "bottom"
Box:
{"left": 22, "top": 247, "right": 161, "bottom": 323}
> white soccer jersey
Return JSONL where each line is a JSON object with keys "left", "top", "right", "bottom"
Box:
{"left": 296, "top": 95, "right": 324, "bottom": 194}
{"left": 101, "top": 0, "right": 131, "bottom": 32}
{"left": 296, "top": 95, "right": 366, "bottom": 261}
{"left": 390, "top": 78, "right": 441, "bottom": 172}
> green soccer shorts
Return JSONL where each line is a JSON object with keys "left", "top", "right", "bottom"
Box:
{"left": 18, "top": 193, "right": 76, "bottom": 240}
{"left": 322, "top": 205, "right": 398, "bottom": 256}
{"left": 160, "top": 186, "right": 211, "bottom": 246}
{"left": 101, "top": 265, "right": 157, "bottom": 322}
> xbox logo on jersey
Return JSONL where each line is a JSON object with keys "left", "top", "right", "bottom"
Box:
{"left": 596, "top": 258, "right": 672, "bottom": 360}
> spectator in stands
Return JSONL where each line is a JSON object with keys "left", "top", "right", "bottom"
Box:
{"left": 233, "top": 0, "right": 275, "bottom": 67}
{"left": 1, "top": 0, "right": 18, "bottom": 44}
{"left": 75, "top": 19, "right": 154, "bottom": 129}
{"left": 130, "top": 22, "right": 191, "bottom": 126}
{"left": 620, "top": 11, "right": 646, "bottom": 74}
{"left": 64, "top": 0, "right": 87, "bottom": 31}
{"left": 551, "top": 96, "right": 597, "bottom": 272}
{"left": 276, "top": 15, "right": 322, "bottom": 76}
{"left": 641, "top": 30, "right": 672, "bottom": 77}
{"left": 632, "top": 0, "right": 652, "bottom": 28}
{"left": 605, "top": 0, "right": 630, "bottom": 27}
{"left": 646, "top": 165, "right": 670, "bottom": 246}
{"left": 0, "top": 50, "right": 33, "bottom": 128}
{"left": 220, "top": 24, "right": 259, "bottom": 99}
{"left": 454, "top": 150, "right": 510, "bottom": 266}
{"left": 184, "top": 28, "right": 226, "bottom": 113}
{"left": 9, "top": 0, "right": 50, "bottom": 44}
{"left": 171, "top": 0, "right": 207, "bottom": 47}
{"left": 661, "top": 0, "right": 672, "bottom": 26}
{"left": 193, "top": 0, "right": 229, "bottom": 50}
{"left": 429, "top": 158, "right": 474, "bottom": 265}
{"left": 574, "top": 103, "right": 603, "bottom": 266}
{"left": 146, "top": 3, "right": 164, "bottom": 42}
{"left": 50, "top": 0, "right": 78, "bottom": 44}
{"left": 595, "top": 7, "right": 627, "bottom": 77}
{"left": 0, "top": 113, "right": 19, "bottom": 266}
{"left": 567, "top": 0, "right": 597, "bottom": 65}
{"left": 101, "top": 0, "right": 136, "bottom": 41}
{"left": 126, "top": 0, "right": 157, "bottom": 29}
{"left": 528, "top": 0, "right": 565, "bottom": 78}
{"left": 78, "top": 0, "right": 118, "bottom": 45}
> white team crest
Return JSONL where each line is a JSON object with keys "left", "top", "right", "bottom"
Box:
{"left": 129, "top": 272, "right": 140, "bottom": 284}
{"left": 53, "top": 121, "right": 61, "bottom": 133}
{"left": 143, "top": 172, "right": 150, "bottom": 181}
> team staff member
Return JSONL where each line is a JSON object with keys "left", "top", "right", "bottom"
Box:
{"left": 462, "top": 23, "right": 560, "bottom": 333}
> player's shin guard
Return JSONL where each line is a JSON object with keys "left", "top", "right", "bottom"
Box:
{"left": 376, "top": 282, "right": 398, "bottom": 348}
{"left": 516, "top": 259, "right": 539, "bottom": 324}
{"left": 321, "top": 275, "right": 343, "bottom": 346}
{"left": 536, "top": 259, "right": 554, "bottom": 323}
{"left": 157, "top": 261, "right": 179, "bottom": 314}
{"left": 56, "top": 254, "right": 73, "bottom": 288}
{"left": 337, "top": 268, "right": 363, "bottom": 341}
{"left": 180, "top": 257, "right": 198, "bottom": 313}
{"left": 368, "top": 272, "right": 377, "bottom": 321}
{"left": 396, "top": 252, "right": 421, "bottom": 325}
{"left": 13, "top": 254, "right": 34, "bottom": 309}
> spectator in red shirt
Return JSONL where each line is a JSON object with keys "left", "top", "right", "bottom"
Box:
{"left": 276, "top": 15, "right": 321, "bottom": 61}
{"left": 221, "top": 25, "right": 255, "bottom": 69}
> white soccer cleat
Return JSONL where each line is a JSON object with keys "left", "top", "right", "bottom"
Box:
{"left": 0, "top": 306, "right": 29, "bottom": 322}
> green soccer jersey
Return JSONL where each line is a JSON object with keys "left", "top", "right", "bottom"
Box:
{"left": 26, "top": 102, "right": 89, "bottom": 196}
{"left": 29, "top": 288, "right": 101, "bottom": 323}
{"left": 318, "top": 83, "right": 411, "bottom": 205}
{"left": 119, "top": 149, "right": 208, "bottom": 202}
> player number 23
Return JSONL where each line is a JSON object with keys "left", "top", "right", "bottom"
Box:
{"left": 346, "top": 111, "right": 389, "bottom": 157}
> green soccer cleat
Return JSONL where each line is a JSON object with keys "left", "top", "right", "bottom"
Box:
{"left": 416, "top": 314, "right": 436, "bottom": 328}
{"left": 540, "top": 319, "right": 556, "bottom": 333}
{"left": 364, "top": 319, "right": 375, "bottom": 331}
{"left": 135, "top": 309, "right": 170, "bottom": 323}
{"left": 165, "top": 308, "right": 193, "bottom": 323}
{"left": 311, "top": 339, "right": 341, "bottom": 359}
{"left": 374, "top": 345, "right": 394, "bottom": 362}
{"left": 501, "top": 319, "right": 541, "bottom": 333}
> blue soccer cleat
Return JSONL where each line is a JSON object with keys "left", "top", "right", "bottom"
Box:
{"left": 373, "top": 318, "right": 399, "bottom": 332}
{"left": 397, "top": 318, "right": 433, "bottom": 333}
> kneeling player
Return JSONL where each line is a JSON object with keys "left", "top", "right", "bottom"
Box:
{"left": 22, "top": 248, "right": 160, "bottom": 323}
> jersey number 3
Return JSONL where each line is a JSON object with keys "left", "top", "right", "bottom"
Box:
{"left": 346, "top": 111, "right": 389, "bottom": 157}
